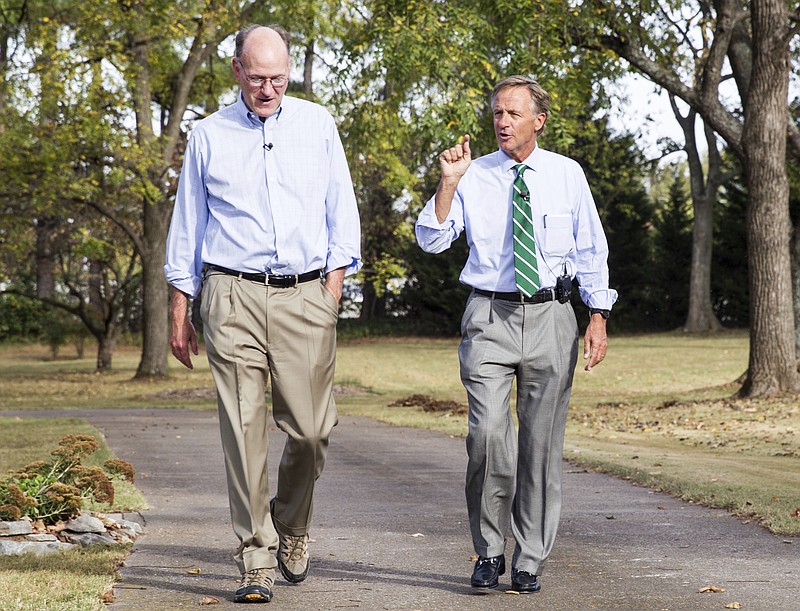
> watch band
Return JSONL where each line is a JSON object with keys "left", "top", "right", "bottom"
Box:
{"left": 589, "top": 308, "right": 610, "bottom": 320}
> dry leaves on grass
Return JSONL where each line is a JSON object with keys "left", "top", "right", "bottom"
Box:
{"left": 572, "top": 396, "right": 799, "bottom": 456}
{"left": 389, "top": 394, "right": 467, "bottom": 415}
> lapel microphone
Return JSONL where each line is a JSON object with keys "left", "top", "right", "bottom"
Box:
{"left": 263, "top": 142, "right": 273, "bottom": 151}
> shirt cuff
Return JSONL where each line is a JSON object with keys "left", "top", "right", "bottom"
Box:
{"left": 326, "top": 254, "right": 362, "bottom": 277}
{"left": 582, "top": 288, "right": 618, "bottom": 311}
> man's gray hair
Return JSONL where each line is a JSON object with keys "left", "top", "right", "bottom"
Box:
{"left": 234, "top": 24, "right": 290, "bottom": 58}
{"left": 492, "top": 76, "right": 550, "bottom": 135}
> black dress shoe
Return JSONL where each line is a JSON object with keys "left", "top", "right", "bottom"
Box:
{"left": 511, "top": 568, "right": 541, "bottom": 593}
{"left": 471, "top": 555, "right": 505, "bottom": 588}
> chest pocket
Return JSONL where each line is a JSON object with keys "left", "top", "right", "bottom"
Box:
{"left": 541, "top": 214, "right": 573, "bottom": 256}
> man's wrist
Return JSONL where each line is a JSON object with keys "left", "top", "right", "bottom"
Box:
{"left": 589, "top": 308, "right": 610, "bottom": 320}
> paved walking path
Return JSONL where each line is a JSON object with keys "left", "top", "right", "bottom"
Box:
{"left": 7, "top": 408, "right": 797, "bottom": 610}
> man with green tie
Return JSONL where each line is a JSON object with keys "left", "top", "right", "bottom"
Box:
{"left": 416, "top": 76, "right": 617, "bottom": 593}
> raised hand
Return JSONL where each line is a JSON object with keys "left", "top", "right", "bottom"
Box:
{"left": 439, "top": 134, "right": 472, "bottom": 181}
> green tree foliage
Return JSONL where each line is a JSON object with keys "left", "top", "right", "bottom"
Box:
{"left": 327, "top": 0, "right": 620, "bottom": 321}
{"left": 713, "top": 171, "right": 749, "bottom": 327}
{"left": 562, "top": 113, "right": 656, "bottom": 333}
{"left": 651, "top": 170, "right": 693, "bottom": 329}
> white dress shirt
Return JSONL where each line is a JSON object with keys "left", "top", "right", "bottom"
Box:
{"left": 416, "top": 146, "right": 617, "bottom": 310}
{"left": 165, "top": 94, "right": 362, "bottom": 298}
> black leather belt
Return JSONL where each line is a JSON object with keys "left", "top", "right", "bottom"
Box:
{"left": 206, "top": 264, "right": 322, "bottom": 288}
{"left": 474, "top": 287, "right": 556, "bottom": 304}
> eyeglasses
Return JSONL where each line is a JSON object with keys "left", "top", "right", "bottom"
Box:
{"left": 235, "top": 59, "right": 288, "bottom": 89}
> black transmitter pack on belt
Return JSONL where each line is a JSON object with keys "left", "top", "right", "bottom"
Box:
{"left": 556, "top": 274, "right": 572, "bottom": 304}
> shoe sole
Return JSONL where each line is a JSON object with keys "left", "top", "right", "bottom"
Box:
{"left": 470, "top": 580, "right": 500, "bottom": 589}
{"left": 278, "top": 559, "right": 310, "bottom": 584}
{"left": 234, "top": 593, "right": 272, "bottom": 603}
{"left": 511, "top": 582, "right": 541, "bottom": 593}
{"left": 234, "top": 586, "right": 273, "bottom": 603}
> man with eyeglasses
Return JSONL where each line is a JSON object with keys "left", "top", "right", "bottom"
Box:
{"left": 165, "top": 24, "right": 361, "bottom": 604}
{"left": 416, "top": 76, "right": 616, "bottom": 594}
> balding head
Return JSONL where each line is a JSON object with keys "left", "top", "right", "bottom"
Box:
{"left": 235, "top": 25, "right": 290, "bottom": 61}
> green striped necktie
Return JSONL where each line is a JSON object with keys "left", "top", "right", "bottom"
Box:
{"left": 512, "top": 163, "right": 540, "bottom": 297}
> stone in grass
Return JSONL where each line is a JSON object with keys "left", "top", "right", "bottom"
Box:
{"left": 0, "top": 539, "right": 73, "bottom": 555}
{"left": 0, "top": 520, "right": 33, "bottom": 536}
{"left": 63, "top": 531, "right": 117, "bottom": 546}
{"left": 25, "top": 533, "right": 59, "bottom": 542}
{"left": 64, "top": 514, "right": 106, "bottom": 534}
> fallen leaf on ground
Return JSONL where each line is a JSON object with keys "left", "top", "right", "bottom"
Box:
{"left": 200, "top": 596, "right": 219, "bottom": 605}
{"left": 699, "top": 585, "right": 725, "bottom": 593}
{"left": 187, "top": 568, "right": 202, "bottom": 574}
{"left": 411, "top": 533, "right": 425, "bottom": 537}
{"left": 100, "top": 590, "right": 114, "bottom": 604}
{"left": 724, "top": 603, "right": 741, "bottom": 609}
{"left": 791, "top": 508, "right": 800, "bottom": 518}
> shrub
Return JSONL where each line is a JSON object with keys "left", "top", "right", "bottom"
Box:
{"left": 0, "top": 435, "right": 136, "bottom": 524}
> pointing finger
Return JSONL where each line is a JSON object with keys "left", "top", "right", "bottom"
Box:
{"left": 462, "top": 134, "right": 471, "bottom": 156}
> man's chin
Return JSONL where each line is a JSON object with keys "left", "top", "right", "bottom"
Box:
{"left": 254, "top": 104, "right": 278, "bottom": 117}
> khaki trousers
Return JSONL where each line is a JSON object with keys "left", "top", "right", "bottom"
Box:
{"left": 459, "top": 292, "right": 578, "bottom": 576}
{"left": 200, "top": 270, "right": 339, "bottom": 573}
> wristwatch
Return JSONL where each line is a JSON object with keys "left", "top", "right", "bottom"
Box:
{"left": 589, "top": 308, "right": 610, "bottom": 320}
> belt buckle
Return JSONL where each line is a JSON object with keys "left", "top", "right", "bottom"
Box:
{"left": 269, "top": 273, "right": 299, "bottom": 288}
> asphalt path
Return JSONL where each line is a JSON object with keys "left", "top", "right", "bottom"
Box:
{"left": 5, "top": 408, "right": 797, "bottom": 610}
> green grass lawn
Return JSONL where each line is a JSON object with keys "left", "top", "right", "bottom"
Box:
{"left": 0, "top": 330, "right": 797, "bottom": 609}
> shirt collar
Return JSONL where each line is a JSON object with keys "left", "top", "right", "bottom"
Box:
{"left": 235, "top": 93, "right": 285, "bottom": 127}
{"left": 498, "top": 145, "right": 541, "bottom": 174}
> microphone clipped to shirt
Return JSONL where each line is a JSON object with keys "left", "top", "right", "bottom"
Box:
{"left": 263, "top": 142, "right": 273, "bottom": 151}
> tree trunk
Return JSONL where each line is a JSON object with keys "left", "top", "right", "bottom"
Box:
{"left": 96, "top": 330, "right": 116, "bottom": 372}
{"left": 360, "top": 278, "right": 377, "bottom": 321}
{"left": 684, "top": 189, "right": 722, "bottom": 332}
{"left": 674, "top": 106, "right": 723, "bottom": 332}
{"left": 303, "top": 39, "right": 314, "bottom": 99}
{"left": 35, "top": 218, "right": 57, "bottom": 299}
{"left": 135, "top": 199, "right": 170, "bottom": 378}
{"left": 792, "top": 223, "right": 800, "bottom": 359}
{"left": 739, "top": 0, "right": 798, "bottom": 396}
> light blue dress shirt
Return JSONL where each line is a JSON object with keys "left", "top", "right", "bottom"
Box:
{"left": 416, "top": 146, "right": 617, "bottom": 310}
{"left": 165, "top": 95, "right": 362, "bottom": 298}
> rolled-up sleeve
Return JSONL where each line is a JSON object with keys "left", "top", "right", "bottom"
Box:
{"left": 415, "top": 193, "right": 464, "bottom": 253}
